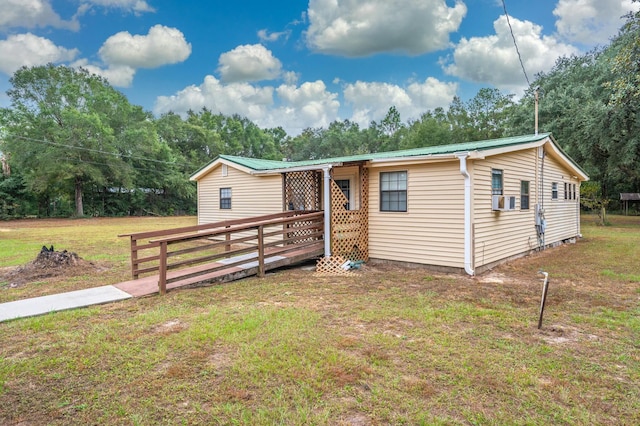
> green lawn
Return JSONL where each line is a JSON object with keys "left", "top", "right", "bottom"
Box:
{"left": 0, "top": 215, "right": 638, "bottom": 425}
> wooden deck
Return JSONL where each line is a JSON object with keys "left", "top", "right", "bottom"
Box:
{"left": 117, "top": 211, "right": 325, "bottom": 297}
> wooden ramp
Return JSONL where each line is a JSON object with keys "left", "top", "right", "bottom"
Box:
{"left": 117, "top": 211, "right": 325, "bottom": 297}
{"left": 114, "top": 242, "right": 323, "bottom": 297}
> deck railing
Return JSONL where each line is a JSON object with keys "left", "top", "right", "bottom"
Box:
{"left": 119, "top": 211, "right": 324, "bottom": 294}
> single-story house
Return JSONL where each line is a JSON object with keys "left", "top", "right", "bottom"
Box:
{"left": 190, "top": 133, "right": 588, "bottom": 275}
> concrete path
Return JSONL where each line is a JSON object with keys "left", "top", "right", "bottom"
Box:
{"left": 0, "top": 285, "right": 132, "bottom": 322}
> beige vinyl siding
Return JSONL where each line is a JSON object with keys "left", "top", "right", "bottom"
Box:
{"left": 197, "top": 164, "right": 282, "bottom": 225}
{"left": 540, "top": 154, "right": 581, "bottom": 244}
{"left": 368, "top": 161, "right": 465, "bottom": 268}
{"left": 473, "top": 149, "right": 538, "bottom": 267}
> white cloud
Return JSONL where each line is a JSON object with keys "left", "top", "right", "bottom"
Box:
{"left": 443, "top": 15, "right": 579, "bottom": 93}
{"left": 553, "top": 0, "right": 640, "bottom": 45}
{"left": 0, "top": 33, "right": 79, "bottom": 75}
{"left": 99, "top": 25, "right": 191, "bottom": 68}
{"left": 154, "top": 75, "right": 274, "bottom": 122}
{"left": 305, "top": 0, "right": 467, "bottom": 56}
{"left": 0, "top": 0, "right": 79, "bottom": 31}
{"left": 257, "top": 29, "right": 291, "bottom": 43}
{"left": 71, "top": 59, "right": 136, "bottom": 87}
{"left": 153, "top": 74, "right": 458, "bottom": 135}
{"left": 343, "top": 78, "right": 457, "bottom": 126}
{"left": 153, "top": 76, "right": 340, "bottom": 135}
{"left": 218, "top": 44, "right": 282, "bottom": 83}
{"left": 273, "top": 81, "right": 340, "bottom": 130}
{"left": 81, "top": 0, "right": 155, "bottom": 14}
{"left": 282, "top": 71, "right": 300, "bottom": 85}
{"left": 407, "top": 77, "right": 459, "bottom": 111}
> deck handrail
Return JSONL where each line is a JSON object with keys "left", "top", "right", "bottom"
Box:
{"left": 120, "top": 211, "right": 324, "bottom": 294}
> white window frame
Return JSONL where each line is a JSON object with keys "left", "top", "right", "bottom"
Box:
{"left": 380, "top": 171, "right": 407, "bottom": 212}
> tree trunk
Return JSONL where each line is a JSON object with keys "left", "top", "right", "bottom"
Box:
{"left": 75, "top": 177, "right": 84, "bottom": 217}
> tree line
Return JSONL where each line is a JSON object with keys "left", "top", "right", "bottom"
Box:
{"left": 1, "top": 8, "right": 638, "bottom": 218}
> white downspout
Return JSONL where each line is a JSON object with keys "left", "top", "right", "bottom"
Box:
{"left": 457, "top": 154, "right": 475, "bottom": 276}
{"left": 323, "top": 166, "right": 332, "bottom": 257}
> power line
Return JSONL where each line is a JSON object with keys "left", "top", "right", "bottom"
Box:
{"left": 502, "top": 0, "right": 531, "bottom": 87}
{"left": 12, "top": 135, "right": 191, "bottom": 168}
{"left": 67, "top": 158, "right": 175, "bottom": 174}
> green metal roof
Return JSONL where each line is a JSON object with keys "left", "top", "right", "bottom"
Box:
{"left": 219, "top": 133, "right": 553, "bottom": 171}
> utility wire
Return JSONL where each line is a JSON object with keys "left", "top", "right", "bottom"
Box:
{"left": 67, "top": 158, "right": 177, "bottom": 174}
{"left": 502, "top": 0, "right": 531, "bottom": 87}
{"left": 12, "top": 135, "right": 192, "bottom": 168}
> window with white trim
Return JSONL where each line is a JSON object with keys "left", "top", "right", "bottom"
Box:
{"left": 491, "top": 169, "right": 503, "bottom": 195}
{"left": 551, "top": 182, "right": 558, "bottom": 200}
{"left": 335, "top": 179, "right": 351, "bottom": 210}
{"left": 220, "top": 187, "right": 232, "bottom": 209}
{"left": 521, "top": 181, "right": 530, "bottom": 210}
{"left": 380, "top": 171, "right": 407, "bottom": 212}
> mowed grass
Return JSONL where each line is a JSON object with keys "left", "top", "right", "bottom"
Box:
{"left": 1, "top": 214, "right": 639, "bottom": 425}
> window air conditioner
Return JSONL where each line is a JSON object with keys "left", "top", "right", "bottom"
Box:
{"left": 492, "top": 195, "right": 505, "bottom": 211}
{"left": 492, "top": 195, "right": 516, "bottom": 211}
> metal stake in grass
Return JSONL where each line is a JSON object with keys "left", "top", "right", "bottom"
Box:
{"left": 537, "top": 271, "right": 550, "bottom": 329}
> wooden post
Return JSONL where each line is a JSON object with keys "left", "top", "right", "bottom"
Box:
{"left": 225, "top": 225, "right": 231, "bottom": 252}
{"left": 158, "top": 241, "right": 168, "bottom": 295}
{"left": 257, "top": 225, "right": 265, "bottom": 277}
{"left": 130, "top": 236, "right": 138, "bottom": 279}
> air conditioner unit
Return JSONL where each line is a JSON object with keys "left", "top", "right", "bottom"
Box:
{"left": 492, "top": 195, "right": 505, "bottom": 211}
{"left": 492, "top": 195, "right": 516, "bottom": 211}
{"left": 505, "top": 195, "right": 516, "bottom": 211}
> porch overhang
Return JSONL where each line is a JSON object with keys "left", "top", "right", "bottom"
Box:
{"left": 368, "top": 151, "right": 486, "bottom": 167}
{"left": 251, "top": 162, "right": 344, "bottom": 176}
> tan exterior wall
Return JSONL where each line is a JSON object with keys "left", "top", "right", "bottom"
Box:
{"left": 196, "top": 164, "right": 283, "bottom": 225}
{"left": 473, "top": 149, "right": 538, "bottom": 268}
{"left": 539, "top": 153, "right": 582, "bottom": 245}
{"left": 473, "top": 148, "right": 581, "bottom": 269}
{"left": 368, "top": 161, "right": 465, "bottom": 268}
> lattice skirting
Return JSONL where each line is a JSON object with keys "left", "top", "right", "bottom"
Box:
{"left": 314, "top": 255, "right": 356, "bottom": 276}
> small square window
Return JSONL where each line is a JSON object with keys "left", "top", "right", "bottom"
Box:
{"left": 551, "top": 182, "right": 558, "bottom": 200}
{"left": 491, "top": 169, "right": 503, "bottom": 195}
{"left": 380, "top": 171, "right": 407, "bottom": 212}
{"left": 220, "top": 187, "right": 232, "bottom": 209}
{"left": 521, "top": 181, "right": 530, "bottom": 210}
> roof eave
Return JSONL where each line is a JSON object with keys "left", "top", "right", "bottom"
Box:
{"left": 190, "top": 157, "right": 256, "bottom": 181}
{"left": 543, "top": 136, "right": 590, "bottom": 181}
{"left": 251, "top": 162, "right": 344, "bottom": 175}
{"left": 368, "top": 150, "right": 486, "bottom": 167}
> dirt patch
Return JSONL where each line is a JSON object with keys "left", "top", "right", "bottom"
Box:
{"left": 0, "top": 247, "right": 106, "bottom": 288}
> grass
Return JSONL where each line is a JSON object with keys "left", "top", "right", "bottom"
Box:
{"left": 1, "top": 214, "right": 639, "bottom": 424}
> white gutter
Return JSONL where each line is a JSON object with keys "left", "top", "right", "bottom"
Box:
{"left": 322, "top": 166, "right": 332, "bottom": 257}
{"left": 457, "top": 153, "right": 475, "bottom": 276}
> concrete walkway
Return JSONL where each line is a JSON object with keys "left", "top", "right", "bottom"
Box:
{"left": 0, "top": 285, "right": 132, "bottom": 322}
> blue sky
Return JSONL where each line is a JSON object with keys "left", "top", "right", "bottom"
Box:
{"left": 1, "top": 0, "right": 637, "bottom": 135}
